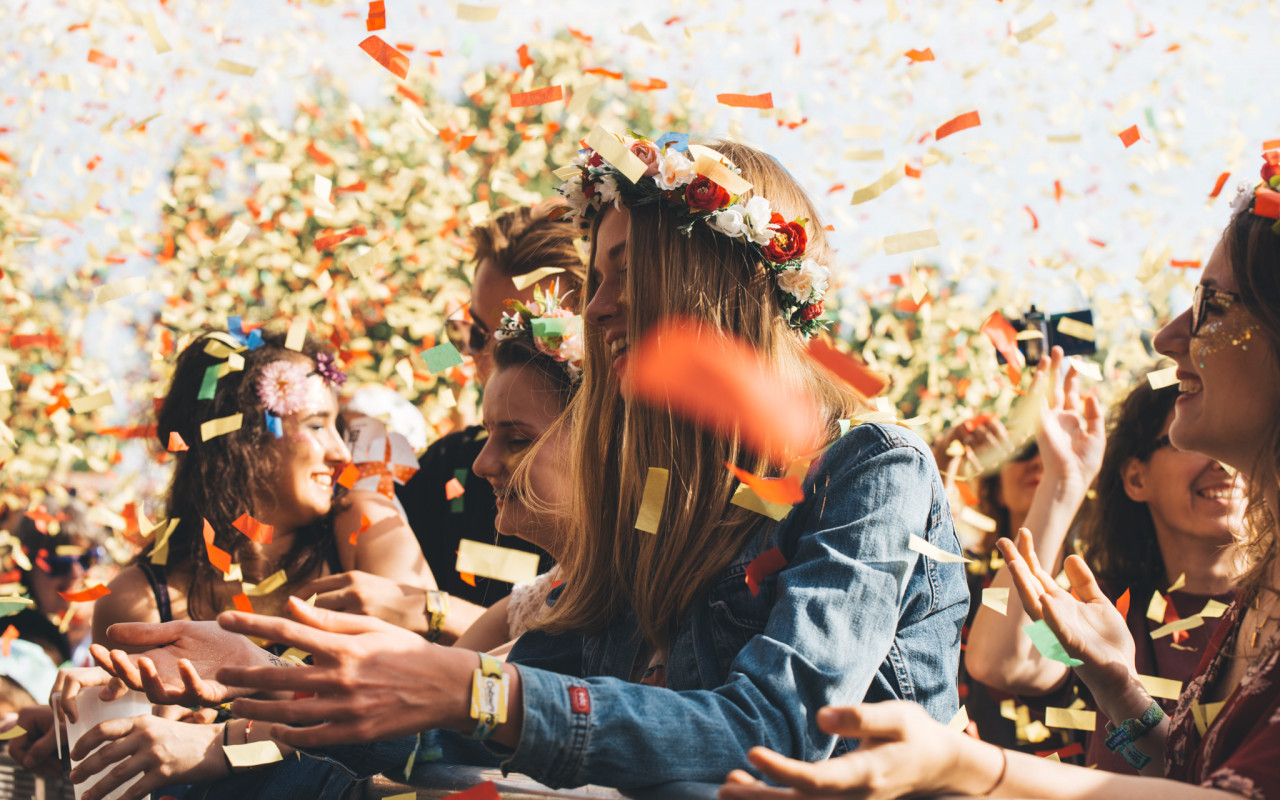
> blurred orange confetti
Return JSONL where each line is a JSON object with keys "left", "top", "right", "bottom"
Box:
{"left": 1208, "top": 172, "right": 1231, "bottom": 199}
{"left": 58, "top": 584, "right": 111, "bottom": 603}
{"left": 349, "top": 514, "right": 371, "bottom": 546}
{"left": 444, "top": 477, "right": 466, "bottom": 500}
{"left": 366, "top": 1, "right": 385, "bottom": 31}
{"left": 905, "top": 48, "right": 935, "bottom": 62}
{"left": 805, "top": 337, "right": 890, "bottom": 399}
{"left": 167, "top": 431, "right": 189, "bottom": 451}
{"left": 203, "top": 519, "right": 233, "bottom": 575}
{"left": 517, "top": 44, "right": 534, "bottom": 69}
{"left": 232, "top": 512, "right": 274, "bottom": 544}
{"left": 716, "top": 92, "right": 773, "bottom": 109}
{"left": 509, "top": 85, "right": 563, "bottom": 107}
{"left": 936, "top": 110, "right": 980, "bottom": 140}
{"left": 87, "top": 49, "right": 117, "bottom": 68}
{"left": 725, "top": 462, "right": 805, "bottom": 505}
{"left": 1119, "top": 125, "right": 1140, "bottom": 147}
{"left": 359, "top": 35, "right": 409, "bottom": 79}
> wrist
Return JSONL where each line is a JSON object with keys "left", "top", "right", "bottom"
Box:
{"left": 947, "top": 731, "right": 1006, "bottom": 797}
{"left": 1095, "top": 675, "right": 1153, "bottom": 726}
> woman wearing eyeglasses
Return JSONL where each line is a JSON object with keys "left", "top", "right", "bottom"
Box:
{"left": 720, "top": 156, "right": 1280, "bottom": 799}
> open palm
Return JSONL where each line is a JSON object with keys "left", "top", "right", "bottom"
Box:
{"left": 1033, "top": 347, "right": 1105, "bottom": 489}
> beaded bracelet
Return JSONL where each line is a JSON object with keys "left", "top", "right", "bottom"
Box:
{"left": 465, "top": 651, "right": 508, "bottom": 741}
{"left": 1104, "top": 699, "right": 1165, "bottom": 770}
{"left": 424, "top": 590, "right": 450, "bottom": 643}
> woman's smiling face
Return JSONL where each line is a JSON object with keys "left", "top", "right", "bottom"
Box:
{"left": 261, "top": 366, "right": 351, "bottom": 532}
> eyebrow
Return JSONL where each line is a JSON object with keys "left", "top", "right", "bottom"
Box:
{"left": 606, "top": 241, "right": 627, "bottom": 262}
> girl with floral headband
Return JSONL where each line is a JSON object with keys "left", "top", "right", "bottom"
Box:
{"left": 64, "top": 138, "right": 967, "bottom": 796}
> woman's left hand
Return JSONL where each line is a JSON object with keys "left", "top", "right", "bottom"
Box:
{"left": 67, "top": 715, "right": 227, "bottom": 800}
{"left": 216, "top": 596, "right": 475, "bottom": 748}
{"left": 1033, "top": 346, "right": 1105, "bottom": 491}
{"left": 718, "top": 702, "right": 1002, "bottom": 800}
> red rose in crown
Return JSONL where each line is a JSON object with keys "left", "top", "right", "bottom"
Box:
{"left": 801, "top": 302, "right": 824, "bottom": 322}
{"left": 685, "top": 176, "right": 731, "bottom": 211}
{"left": 762, "top": 213, "right": 807, "bottom": 263}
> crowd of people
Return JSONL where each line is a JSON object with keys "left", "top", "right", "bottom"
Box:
{"left": 2, "top": 132, "right": 1278, "bottom": 800}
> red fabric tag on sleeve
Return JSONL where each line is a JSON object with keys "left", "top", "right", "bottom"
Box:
{"left": 569, "top": 686, "right": 591, "bottom": 714}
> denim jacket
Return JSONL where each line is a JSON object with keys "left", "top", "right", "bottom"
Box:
{"left": 294, "top": 421, "right": 967, "bottom": 792}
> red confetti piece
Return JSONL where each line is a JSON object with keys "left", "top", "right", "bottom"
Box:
{"left": 1115, "top": 588, "right": 1130, "bottom": 619}
{"left": 745, "top": 547, "right": 788, "bottom": 597}
{"left": 232, "top": 593, "right": 254, "bottom": 614}
{"left": 936, "top": 110, "right": 981, "bottom": 140}
{"left": 349, "top": 514, "right": 371, "bottom": 546}
{"left": 366, "top": 0, "right": 385, "bottom": 31}
{"left": 725, "top": 462, "right": 804, "bottom": 506}
{"left": 509, "top": 85, "right": 563, "bottom": 107}
{"left": 1054, "top": 179, "right": 1063, "bottom": 203}
{"left": 1208, "top": 171, "right": 1231, "bottom": 199}
{"left": 232, "top": 513, "right": 274, "bottom": 544}
{"left": 203, "top": 519, "right": 233, "bottom": 575}
{"left": 87, "top": 49, "right": 117, "bottom": 69}
{"left": 396, "top": 84, "right": 424, "bottom": 105}
{"left": 167, "top": 431, "right": 189, "bottom": 452}
{"left": 1024, "top": 205, "right": 1039, "bottom": 229}
{"left": 313, "top": 225, "right": 367, "bottom": 252}
{"left": 1255, "top": 190, "right": 1280, "bottom": 219}
{"left": 905, "top": 48, "right": 935, "bottom": 62}
{"left": 306, "top": 140, "right": 334, "bottom": 166}
{"left": 805, "top": 337, "right": 889, "bottom": 399}
{"left": 1036, "top": 742, "right": 1085, "bottom": 759}
{"left": 1118, "top": 125, "right": 1140, "bottom": 148}
{"left": 0, "top": 625, "right": 16, "bottom": 658}
{"left": 454, "top": 134, "right": 477, "bottom": 152}
{"left": 337, "top": 463, "right": 361, "bottom": 489}
{"left": 1087, "top": 238, "right": 1107, "bottom": 247}
{"left": 1170, "top": 259, "right": 1201, "bottom": 269}
{"left": 443, "top": 781, "right": 500, "bottom": 800}
{"left": 444, "top": 478, "right": 466, "bottom": 500}
{"left": 58, "top": 584, "right": 111, "bottom": 603}
{"left": 516, "top": 44, "right": 534, "bottom": 69}
{"left": 629, "top": 77, "right": 667, "bottom": 92}
{"left": 358, "top": 35, "right": 409, "bottom": 80}
{"left": 716, "top": 92, "right": 774, "bottom": 109}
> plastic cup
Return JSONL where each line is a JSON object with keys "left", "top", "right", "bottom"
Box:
{"left": 64, "top": 688, "right": 151, "bottom": 800}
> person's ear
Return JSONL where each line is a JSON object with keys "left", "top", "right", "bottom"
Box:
{"left": 1121, "top": 457, "right": 1148, "bottom": 503}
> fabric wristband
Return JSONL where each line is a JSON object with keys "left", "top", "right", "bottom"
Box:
{"left": 1103, "top": 699, "right": 1165, "bottom": 770}
{"left": 424, "top": 590, "right": 450, "bottom": 642}
{"left": 465, "top": 651, "right": 508, "bottom": 741}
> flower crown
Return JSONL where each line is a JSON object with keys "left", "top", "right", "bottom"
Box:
{"left": 493, "top": 282, "right": 584, "bottom": 372}
{"left": 1232, "top": 151, "right": 1280, "bottom": 230}
{"left": 552, "top": 132, "right": 830, "bottom": 338}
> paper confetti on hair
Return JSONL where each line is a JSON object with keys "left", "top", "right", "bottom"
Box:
{"left": 883, "top": 228, "right": 940, "bottom": 255}
{"left": 509, "top": 86, "right": 563, "bottom": 107}
{"left": 215, "top": 59, "right": 258, "bottom": 77}
{"left": 1013, "top": 12, "right": 1058, "bottom": 44}
{"left": 359, "top": 36, "right": 409, "bottom": 80}
{"left": 635, "top": 467, "right": 670, "bottom": 534}
{"left": 244, "top": 570, "right": 288, "bottom": 596}
{"left": 57, "top": 584, "right": 111, "bottom": 603}
{"left": 70, "top": 389, "right": 114, "bottom": 414}
{"left": 583, "top": 126, "right": 649, "bottom": 184}
{"left": 203, "top": 519, "right": 233, "bottom": 575}
{"left": 223, "top": 740, "right": 283, "bottom": 768}
{"left": 456, "top": 539, "right": 540, "bottom": 585}
{"left": 730, "top": 485, "right": 793, "bottom": 521}
{"left": 1045, "top": 707, "right": 1096, "bottom": 731}
{"left": 691, "top": 153, "right": 753, "bottom": 196}
{"left": 1119, "top": 125, "right": 1141, "bottom": 148}
{"left": 456, "top": 3, "right": 500, "bottom": 21}
{"left": 851, "top": 161, "right": 904, "bottom": 205}
{"left": 167, "top": 431, "right": 189, "bottom": 452}
{"left": 907, "top": 534, "right": 970, "bottom": 563}
{"left": 149, "top": 518, "right": 180, "bottom": 566}
{"left": 725, "top": 462, "right": 804, "bottom": 506}
{"left": 716, "top": 92, "right": 774, "bottom": 109}
{"left": 935, "top": 111, "right": 981, "bottom": 141}
{"left": 511, "top": 266, "right": 565, "bottom": 291}
{"left": 232, "top": 513, "right": 274, "bottom": 544}
{"left": 622, "top": 319, "right": 825, "bottom": 463}
{"left": 93, "top": 276, "right": 149, "bottom": 304}
{"left": 201, "top": 413, "right": 243, "bottom": 441}
{"left": 744, "top": 546, "right": 787, "bottom": 596}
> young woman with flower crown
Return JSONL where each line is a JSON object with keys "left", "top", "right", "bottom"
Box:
{"left": 719, "top": 155, "right": 1280, "bottom": 800}
{"left": 72, "top": 135, "right": 967, "bottom": 796}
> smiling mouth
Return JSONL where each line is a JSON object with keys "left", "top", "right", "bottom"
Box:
{"left": 610, "top": 339, "right": 628, "bottom": 358}
{"left": 1196, "top": 487, "right": 1239, "bottom": 500}
{"left": 311, "top": 473, "right": 333, "bottom": 488}
{"left": 1179, "top": 378, "right": 1203, "bottom": 394}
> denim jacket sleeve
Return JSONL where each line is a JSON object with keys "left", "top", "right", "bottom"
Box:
{"left": 500, "top": 423, "right": 965, "bottom": 788}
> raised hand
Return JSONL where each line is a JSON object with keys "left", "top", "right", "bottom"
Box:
{"left": 68, "top": 716, "right": 227, "bottom": 800}
{"left": 299, "top": 570, "right": 429, "bottom": 634}
{"left": 1033, "top": 346, "right": 1106, "bottom": 491}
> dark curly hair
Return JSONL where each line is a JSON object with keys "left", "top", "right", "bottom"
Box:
{"left": 144, "top": 325, "right": 341, "bottom": 620}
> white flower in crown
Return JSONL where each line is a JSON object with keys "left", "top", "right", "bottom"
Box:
{"left": 741, "top": 196, "right": 777, "bottom": 246}
{"left": 654, "top": 148, "right": 696, "bottom": 191}
{"left": 1231, "top": 182, "right": 1254, "bottom": 217}
{"left": 560, "top": 174, "right": 592, "bottom": 219}
{"left": 595, "top": 174, "right": 622, "bottom": 209}
{"left": 708, "top": 205, "right": 748, "bottom": 239}
{"left": 776, "top": 259, "right": 826, "bottom": 303}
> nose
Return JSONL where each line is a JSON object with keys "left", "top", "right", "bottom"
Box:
{"left": 472, "top": 434, "right": 505, "bottom": 487}
{"left": 326, "top": 430, "right": 352, "bottom": 466}
{"left": 585, "top": 275, "right": 621, "bottom": 329}
{"left": 1153, "top": 307, "right": 1191, "bottom": 360}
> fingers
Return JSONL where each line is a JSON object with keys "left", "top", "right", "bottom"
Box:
{"left": 217, "top": 608, "right": 342, "bottom": 656}
{"left": 1083, "top": 395, "right": 1104, "bottom": 436}
{"left": 78, "top": 751, "right": 147, "bottom": 800}
{"left": 1049, "top": 347, "right": 1065, "bottom": 410}
{"left": 1062, "top": 555, "right": 1107, "bottom": 603}
{"left": 998, "top": 534, "right": 1045, "bottom": 621}
{"left": 18, "top": 725, "right": 58, "bottom": 771}
{"left": 717, "top": 781, "right": 796, "bottom": 800}
{"left": 228, "top": 693, "right": 356, "bottom": 727}
{"left": 1015, "top": 528, "right": 1056, "bottom": 590}
{"left": 286, "top": 596, "right": 399, "bottom": 635}
{"left": 297, "top": 572, "right": 355, "bottom": 597}
{"left": 724, "top": 770, "right": 761, "bottom": 786}
{"left": 103, "top": 621, "right": 182, "bottom": 648}
{"left": 178, "top": 658, "right": 225, "bottom": 705}
{"left": 816, "top": 703, "right": 915, "bottom": 740}
{"left": 69, "top": 716, "right": 139, "bottom": 762}
{"left": 218, "top": 663, "right": 327, "bottom": 695}
{"left": 108, "top": 650, "right": 145, "bottom": 692}
{"left": 266, "top": 719, "right": 382, "bottom": 750}
{"left": 748, "top": 746, "right": 866, "bottom": 794}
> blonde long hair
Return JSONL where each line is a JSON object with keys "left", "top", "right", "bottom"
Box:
{"left": 535, "top": 140, "right": 865, "bottom": 649}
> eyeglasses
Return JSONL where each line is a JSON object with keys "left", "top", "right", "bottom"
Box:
{"left": 444, "top": 318, "right": 492, "bottom": 357}
{"left": 41, "top": 546, "right": 103, "bottom": 577}
{"left": 1010, "top": 441, "right": 1039, "bottom": 463}
{"left": 1190, "top": 284, "right": 1244, "bottom": 338}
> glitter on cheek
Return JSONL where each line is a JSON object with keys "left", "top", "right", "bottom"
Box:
{"left": 1191, "top": 314, "right": 1258, "bottom": 368}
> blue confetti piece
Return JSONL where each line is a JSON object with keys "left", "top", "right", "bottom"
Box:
{"left": 246, "top": 329, "right": 263, "bottom": 350}
{"left": 655, "top": 132, "right": 689, "bottom": 152}
{"left": 264, "top": 410, "right": 283, "bottom": 438}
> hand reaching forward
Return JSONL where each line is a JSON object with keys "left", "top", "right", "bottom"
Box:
{"left": 92, "top": 619, "right": 277, "bottom": 707}
{"left": 1033, "top": 346, "right": 1106, "bottom": 491}
{"left": 998, "top": 529, "right": 1137, "bottom": 702}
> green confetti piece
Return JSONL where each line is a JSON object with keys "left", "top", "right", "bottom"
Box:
{"left": 198, "top": 363, "right": 221, "bottom": 400}
{"left": 530, "top": 317, "right": 571, "bottom": 337}
{"left": 451, "top": 468, "right": 467, "bottom": 513}
{"left": 421, "top": 342, "right": 464, "bottom": 374}
{"left": 1023, "top": 619, "right": 1083, "bottom": 667}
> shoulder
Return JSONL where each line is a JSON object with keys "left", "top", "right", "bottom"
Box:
{"left": 94, "top": 566, "right": 164, "bottom": 645}
{"left": 810, "top": 422, "right": 936, "bottom": 485}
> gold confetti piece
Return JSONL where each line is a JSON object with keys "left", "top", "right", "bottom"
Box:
{"left": 1014, "top": 12, "right": 1058, "bottom": 44}
{"left": 223, "top": 563, "right": 244, "bottom": 582}
{"left": 48, "top": 74, "right": 73, "bottom": 91}
{"left": 908, "top": 534, "right": 971, "bottom": 563}
{"left": 0, "top": 726, "right": 27, "bottom": 741}
{"left": 201, "top": 413, "right": 244, "bottom": 441}
{"left": 843, "top": 149, "right": 884, "bottom": 161}
{"left": 1069, "top": 357, "right": 1102, "bottom": 382}
{"left": 1138, "top": 674, "right": 1182, "bottom": 700}
{"left": 635, "top": 467, "right": 670, "bottom": 534}
{"left": 456, "top": 539, "right": 540, "bottom": 585}
{"left": 223, "top": 740, "right": 283, "bottom": 768}
{"left": 623, "top": 22, "right": 657, "bottom": 44}
{"left": 139, "top": 13, "right": 171, "bottom": 54}
{"left": 1199, "top": 599, "right": 1229, "bottom": 618}
{"left": 981, "top": 587, "right": 1010, "bottom": 615}
{"left": 456, "top": 3, "right": 500, "bottom": 21}
{"left": 212, "top": 220, "right": 251, "bottom": 255}
{"left": 1045, "top": 706, "right": 1096, "bottom": 731}
{"left": 1047, "top": 134, "right": 1082, "bottom": 143}
{"left": 1151, "top": 615, "right": 1204, "bottom": 639}
{"left": 384, "top": 793, "right": 417, "bottom": 800}
{"left": 885, "top": 0, "right": 901, "bottom": 22}
{"left": 884, "top": 229, "right": 940, "bottom": 255}
{"left": 279, "top": 647, "right": 310, "bottom": 664}
{"left": 1023, "top": 720, "right": 1051, "bottom": 744}
{"left": 284, "top": 318, "right": 308, "bottom": 351}
{"left": 244, "top": 569, "right": 288, "bottom": 596}
{"left": 1166, "top": 572, "right": 1186, "bottom": 593}
{"left": 843, "top": 124, "right": 883, "bottom": 138}
{"left": 1147, "top": 366, "right": 1179, "bottom": 390}
{"left": 584, "top": 126, "right": 649, "bottom": 184}
{"left": 0, "top": 367, "right": 11, "bottom": 392}
{"left": 960, "top": 506, "right": 998, "bottom": 533}
{"left": 148, "top": 519, "right": 179, "bottom": 566}
{"left": 512, "top": 266, "right": 565, "bottom": 291}
{"left": 93, "top": 276, "right": 149, "bottom": 304}
{"left": 71, "top": 389, "right": 114, "bottom": 414}
{"left": 1146, "top": 590, "right": 1167, "bottom": 623}
{"left": 255, "top": 163, "right": 292, "bottom": 181}
{"left": 730, "top": 484, "right": 793, "bottom": 521}
{"left": 692, "top": 155, "right": 753, "bottom": 196}
{"left": 851, "top": 161, "right": 904, "bottom": 205}
{"left": 215, "top": 59, "right": 258, "bottom": 77}
{"left": 999, "top": 699, "right": 1017, "bottom": 721}
{"left": 1055, "top": 317, "right": 1096, "bottom": 342}
{"left": 1043, "top": 752, "right": 1061, "bottom": 762}
{"left": 948, "top": 706, "right": 970, "bottom": 730}
{"left": 1191, "top": 700, "right": 1226, "bottom": 736}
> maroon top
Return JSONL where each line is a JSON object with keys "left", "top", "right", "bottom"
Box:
{"left": 1166, "top": 600, "right": 1280, "bottom": 796}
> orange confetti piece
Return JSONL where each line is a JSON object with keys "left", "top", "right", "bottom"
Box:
{"left": 1170, "top": 259, "right": 1201, "bottom": 269}
{"left": 444, "top": 477, "right": 466, "bottom": 500}
{"left": 167, "top": 431, "right": 189, "bottom": 452}
{"left": 459, "top": 571, "right": 477, "bottom": 587}
{"left": 805, "top": 337, "right": 889, "bottom": 399}
{"left": 232, "top": 513, "right": 274, "bottom": 544}
{"left": 87, "top": 49, "right": 117, "bottom": 69}
{"left": 936, "top": 110, "right": 981, "bottom": 140}
{"left": 1024, "top": 205, "right": 1039, "bottom": 229}
{"left": 313, "top": 225, "right": 367, "bottom": 252}
{"left": 1265, "top": 139, "right": 1280, "bottom": 151}
{"left": 567, "top": 27, "right": 593, "bottom": 43}
{"left": 629, "top": 77, "right": 668, "bottom": 92}
{"left": 366, "top": 0, "right": 385, "bottom": 31}
{"left": 203, "top": 519, "right": 233, "bottom": 575}
{"left": 337, "top": 463, "right": 361, "bottom": 489}
{"left": 1255, "top": 190, "right": 1280, "bottom": 219}
{"left": 725, "top": 462, "right": 804, "bottom": 506}
{"left": 980, "top": 312, "right": 1023, "bottom": 384}
{"left": 349, "top": 514, "right": 372, "bottom": 546}
{"left": 516, "top": 44, "right": 534, "bottom": 69}
{"left": 232, "top": 593, "right": 254, "bottom": 614}
{"left": 623, "top": 319, "right": 824, "bottom": 464}
{"left": 1054, "top": 179, "right": 1063, "bottom": 203}
{"left": 57, "top": 584, "right": 111, "bottom": 603}
{"left": 0, "top": 625, "right": 16, "bottom": 658}
{"left": 1119, "top": 125, "right": 1140, "bottom": 147}
{"left": 443, "top": 781, "right": 500, "bottom": 800}
{"left": 745, "top": 547, "right": 787, "bottom": 597}
{"left": 905, "top": 48, "right": 935, "bottom": 62}
{"left": 716, "top": 92, "right": 774, "bottom": 109}
{"left": 1208, "top": 172, "right": 1231, "bottom": 199}
{"left": 1115, "top": 588, "right": 1131, "bottom": 619}
{"left": 358, "top": 35, "right": 409, "bottom": 80}
{"left": 509, "top": 85, "right": 563, "bottom": 107}
{"left": 583, "top": 67, "right": 623, "bottom": 79}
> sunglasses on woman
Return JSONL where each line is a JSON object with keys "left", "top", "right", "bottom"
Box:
{"left": 444, "top": 318, "right": 492, "bottom": 357}
{"left": 1190, "top": 284, "right": 1244, "bottom": 338}
{"left": 42, "top": 546, "right": 104, "bottom": 577}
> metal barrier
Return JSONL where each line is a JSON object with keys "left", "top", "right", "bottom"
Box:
{"left": 0, "top": 751, "right": 74, "bottom": 800}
